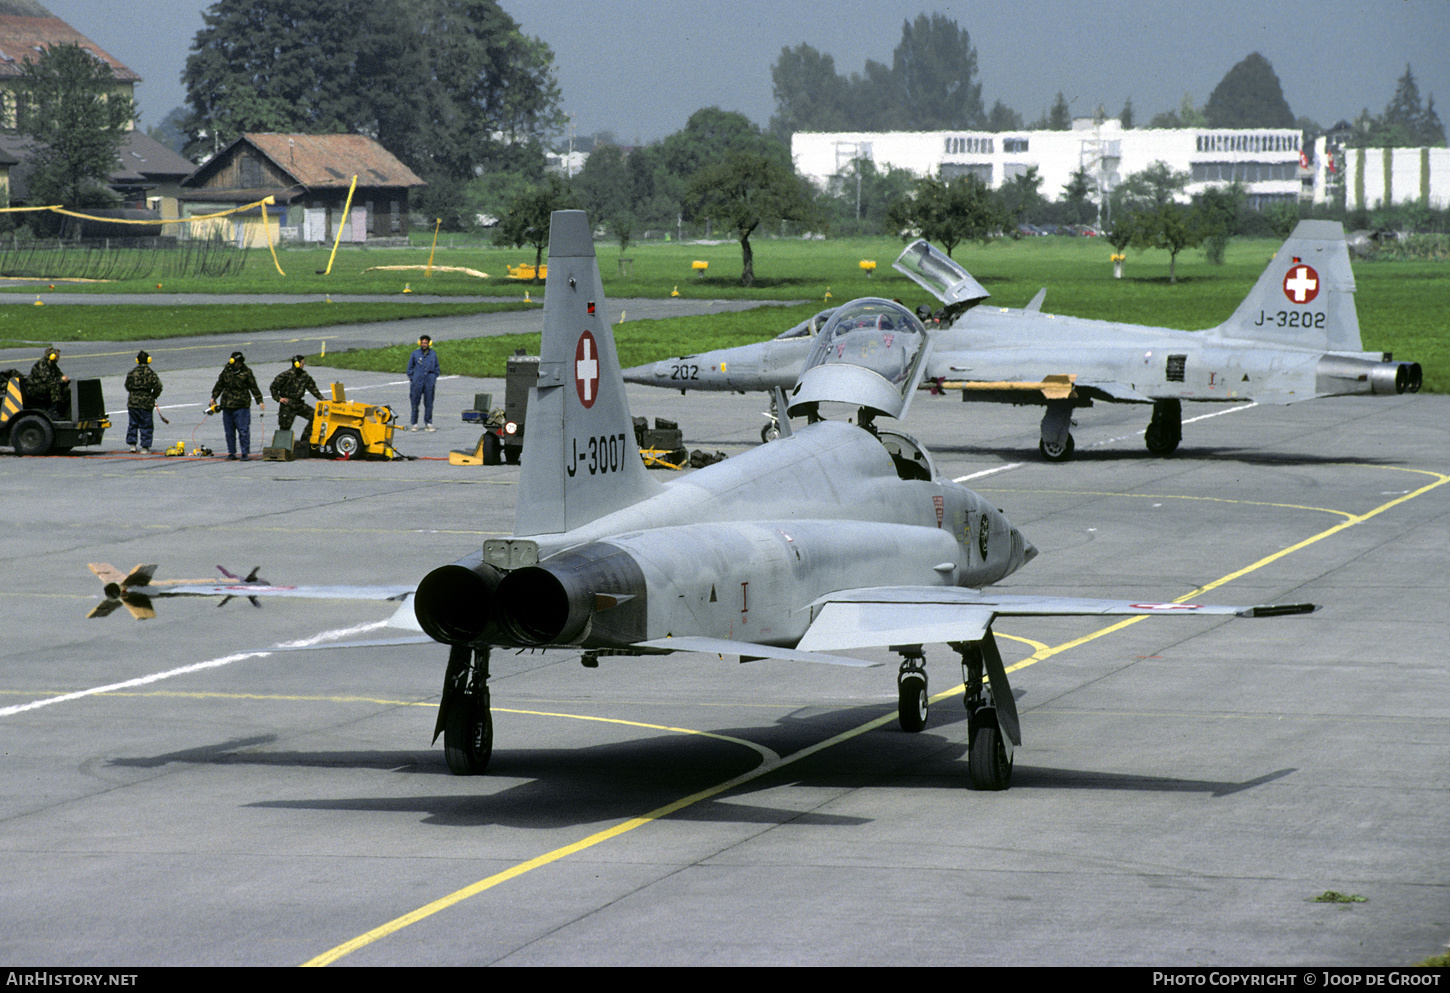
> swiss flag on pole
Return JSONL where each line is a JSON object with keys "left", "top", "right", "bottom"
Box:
{"left": 1299, "top": 150, "right": 1309, "bottom": 169}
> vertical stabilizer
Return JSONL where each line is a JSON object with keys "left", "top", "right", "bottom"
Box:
{"left": 514, "top": 211, "right": 663, "bottom": 536}
{"left": 1212, "top": 220, "right": 1363, "bottom": 352}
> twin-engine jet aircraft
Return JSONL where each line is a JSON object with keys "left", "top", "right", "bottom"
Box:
{"left": 99, "top": 211, "right": 1315, "bottom": 790}
{"left": 623, "top": 221, "right": 1421, "bottom": 461}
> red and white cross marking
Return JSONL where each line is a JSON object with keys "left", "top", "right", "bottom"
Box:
{"left": 574, "top": 331, "right": 600, "bottom": 408}
{"left": 1282, "top": 263, "right": 1319, "bottom": 304}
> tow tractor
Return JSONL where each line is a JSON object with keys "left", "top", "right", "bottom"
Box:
{"left": 1, "top": 373, "right": 109, "bottom": 455}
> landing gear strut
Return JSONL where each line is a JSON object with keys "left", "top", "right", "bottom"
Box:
{"left": 896, "top": 648, "right": 928, "bottom": 732}
{"left": 1038, "top": 401, "right": 1075, "bottom": 462}
{"left": 437, "top": 644, "right": 493, "bottom": 775}
{"left": 1145, "top": 398, "right": 1182, "bottom": 456}
{"left": 954, "top": 632, "right": 1019, "bottom": 791}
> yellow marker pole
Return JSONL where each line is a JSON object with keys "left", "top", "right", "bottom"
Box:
{"left": 261, "top": 196, "right": 285, "bottom": 276}
{"left": 425, "top": 218, "right": 442, "bottom": 278}
{"left": 318, "top": 175, "right": 358, "bottom": 276}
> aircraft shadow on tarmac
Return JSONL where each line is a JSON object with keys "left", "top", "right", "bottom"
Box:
{"left": 106, "top": 705, "right": 1299, "bottom": 828}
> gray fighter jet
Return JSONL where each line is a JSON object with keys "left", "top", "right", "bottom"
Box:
{"left": 401, "top": 211, "right": 1313, "bottom": 789}
{"left": 623, "top": 221, "right": 1421, "bottom": 460}
{"left": 106, "top": 211, "right": 1315, "bottom": 789}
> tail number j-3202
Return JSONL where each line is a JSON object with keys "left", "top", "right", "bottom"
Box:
{"left": 568, "top": 433, "right": 630, "bottom": 477}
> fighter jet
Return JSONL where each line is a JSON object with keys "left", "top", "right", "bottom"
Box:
{"left": 623, "top": 221, "right": 1421, "bottom": 460}
{"left": 110, "top": 212, "right": 1315, "bottom": 790}
{"left": 403, "top": 211, "right": 1314, "bottom": 790}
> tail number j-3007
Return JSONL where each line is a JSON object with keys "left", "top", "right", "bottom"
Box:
{"left": 568, "top": 433, "right": 631, "bottom": 477}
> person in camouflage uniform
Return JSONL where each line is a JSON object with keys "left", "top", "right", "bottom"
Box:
{"left": 210, "top": 351, "right": 263, "bottom": 460}
{"left": 269, "top": 355, "right": 324, "bottom": 435}
{"left": 124, "top": 350, "right": 163, "bottom": 453}
{"left": 27, "top": 347, "right": 70, "bottom": 418}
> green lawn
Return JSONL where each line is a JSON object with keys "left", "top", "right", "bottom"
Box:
{"left": 1, "top": 233, "right": 1443, "bottom": 390}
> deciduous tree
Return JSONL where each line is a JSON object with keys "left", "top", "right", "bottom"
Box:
{"left": 15, "top": 43, "right": 137, "bottom": 209}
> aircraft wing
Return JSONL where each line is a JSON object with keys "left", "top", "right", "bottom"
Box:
{"left": 633, "top": 636, "right": 881, "bottom": 667}
{"left": 795, "top": 587, "right": 1315, "bottom": 653}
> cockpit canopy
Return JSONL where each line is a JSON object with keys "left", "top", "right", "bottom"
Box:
{"left": 773, "top": 308, "right": 836, "bottom": 341}
{"left": 786, "top": 298, "right": 932, "bottom": 421}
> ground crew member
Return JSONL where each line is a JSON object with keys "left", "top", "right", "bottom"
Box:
{"left": 124, "top": 350, "right": 163, "bottom": 453}
{"left": 211, "top": 351, "right": 263, "bottom": 460}
{"left": 270, "top": 354, "right": 323, "bottom": 436}
{"left": 27, "top": 346, "right": 70, "bottom": 418}
{"left": 406, "top": 334, "right": 440, "bottom": 431}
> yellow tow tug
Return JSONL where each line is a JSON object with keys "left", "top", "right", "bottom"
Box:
{"left": 307, "top": 382, "right": 400, "bottom": 459}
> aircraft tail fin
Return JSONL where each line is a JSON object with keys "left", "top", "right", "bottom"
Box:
{"left": 514, "top": 211, "right": 663, "bottom": 536}
{"left": 1212, "top": 220, "right": 1363, "bottom": 352}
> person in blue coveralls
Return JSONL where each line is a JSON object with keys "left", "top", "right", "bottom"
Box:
{"left": 406, "top": 334, "right": 440, "bottom": 431}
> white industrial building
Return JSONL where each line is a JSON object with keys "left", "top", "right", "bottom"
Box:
{"left": 1314, "top": 136, "right": 1450, "bottom": 210}
{"left": 793, "top": 120, "right": 1310, "bottom": 216}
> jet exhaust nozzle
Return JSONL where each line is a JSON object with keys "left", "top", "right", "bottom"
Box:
{"left": 413, "top": 562, "right": 503, "bottom": 645}
{"left": 493, "top": 545, "right": 649, "bottom": 648}
{"left": 1317, "top": 355, "right": 1422, "bottom": 396}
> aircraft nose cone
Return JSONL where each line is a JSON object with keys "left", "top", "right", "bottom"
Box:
{"left": 1019, "top": 532, "right": 1038, "bottom": 564}
{"left": 620, "top": 362, "right": 660, "bottom": 385}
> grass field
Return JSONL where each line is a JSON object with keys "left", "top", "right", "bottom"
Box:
{"left": 1, "top": 233, "right": 1443, "bottom": 390}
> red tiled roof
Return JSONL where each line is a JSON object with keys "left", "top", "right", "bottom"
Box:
{"left": 242, "top": 133, "right": 426, "bottom": 188}
{"left": 0, "top": 5, "right": 141, "bottom": 82}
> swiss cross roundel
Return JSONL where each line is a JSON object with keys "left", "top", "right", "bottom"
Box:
{"left": 1282, "top": 263, "right": 1320, "bottom": 304}
{"left": 574, "top": 331, "right": 600, "bottom": 408}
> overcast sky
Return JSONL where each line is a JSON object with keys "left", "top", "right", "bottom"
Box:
{"left": 41, "top": 0, "right": 1450, "bottom": 146}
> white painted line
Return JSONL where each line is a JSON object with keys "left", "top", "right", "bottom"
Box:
{"left": 1, "top": 621, "right": 392, "bottom": 717}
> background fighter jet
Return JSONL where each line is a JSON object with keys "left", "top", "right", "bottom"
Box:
{"left": 624, "top": 221, "right": 1421, "bottom": 461}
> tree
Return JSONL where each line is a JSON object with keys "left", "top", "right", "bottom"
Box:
{"left": 997, "top": 167, "right": 1043, "bottom": 228}
{"left": 891, "top": 13, "right": 984, "bottom": 129}
{"left": 986, "top": 99, "right": 1023, "bottom": 132}
{"left": 145, "top": 106, "right": 190, "bottom": 157}
{"left": 769, "top": 43, "right": 849, "bottom": 139}
{"left": 1191, "top": 183, "right": 1246, "bottom": 263}
{"left": 15, "top": 43, "right": 138, "bottom": 210}
{"left": 819, "top": 157, "right": 916, "bottom": 236}
{"left": 493, "top": 175, "right": 579, "bottom": 282}
{"left": 686, "top": 150, "right": 819, "bottom": 286}
{"left": 1113, "top": 162, "right": 1196, "bottom": 282}
{"left": 182, "top": 1, "right": 563, "bottom": 183}
{"left": 1204, "top": 53, "right": 1294, "bottom": 128}
{"left": 1047, "top": 92, "right": 1072, "bottom": 130}
{"left": 887, "top": 173, "right": 1002, "bottom": 257}
{"left": 1119, "top": 98, "right": 1134, "bottom": 130}
{"left": 1058, "top": 167, "right": 1097, "bottom": 226}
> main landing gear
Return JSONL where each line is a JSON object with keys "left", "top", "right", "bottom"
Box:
{"left": 1038, "top": 401, "right": 1076, "bottom": 462}
{"left": 1144, "top": 398, "right": 1182, "bottom": 456}
{"left": 893, "top": 633, "right": 1021, "bottom": 790}
{"left": 437, "top": 644, "right": 493, "bottom": 775}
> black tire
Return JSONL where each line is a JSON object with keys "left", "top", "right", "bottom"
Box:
{"left": 1038, "top": 433, "right": 1074, "bottom": 462}
{"left": 443, "top": 692, "right": 493, "bottom": 775}
{"left": 504, "top": 443, "right": 521, "bottom": 465}
{"left": 968, "top": 722, "right": 1013, "bottom": 791}
{"left": 898, "top": 674, "right": 928, "bottom": 732}
{"left": 332, "top": 428, "right": 363, "bottom": 459}
{"left": 10, "top": 414, "right": 54, "bottom": 456}
{"left": 760, "top": 423, "right": 780, "bottom": 443}
{"left": 1145, "top": 424, "right": 1180, "bottom": 456}
{"left": 482, "top": 432, "right": 502, "bottom": 465}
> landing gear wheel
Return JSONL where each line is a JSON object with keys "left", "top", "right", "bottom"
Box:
{"left": 968, "top": 722, "right": 1012, "bottom": 790}
{"left": 443, "top": 689, "right": 493, "bottom": 775}
{"left": 10, "top": 414, "right": 54, "bottom": 456}
{"left": 332, "top": 428, "right": 363, "bottom": 459}
{"left": 1038, "top": 432, "right": 1074, "bottom": 462}
{"left": 898, "top": 673, "right": 928, "bottom": 732}
{"left": 1144, "top": 424, "right": 1180, "bottom": 455}
{"left": 760, "top": 422, "right": 780, "bottom": 443}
